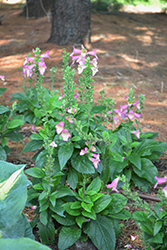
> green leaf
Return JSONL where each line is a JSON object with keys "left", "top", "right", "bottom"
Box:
{"left": 87, "top": 177, "right": 101, "bottom": 193}
{"left": 109, "top": 209, "right": 131, "bottom": 220}
{"left": 54, "top": 186, "right": 75, "bottom": 199}
{"left": 52, "top": 213, "right": 75, "bottom": 226}
{"left": 0, "top": 88, "right": 7, "bottom": 96}
{"left": 82, "top": 209, "right": 96, "bottom": 220}
{"left": 128, "top": 152, "right": 141, "bottom": 170}
{"left": 40, "top": 210, "right": 48, "bottom": 226}
{"left": 10, "top": 92, "right": 27, "bottom": 101}
{"left": 37, "top": 220, "right": 55, "bottom": 245}
{"left": 133, "top": 158, "right": 158, "bottom": 185}
{"left": 0, "top": 105, "right": 9, "bottom": 114}
{"left": 7, "top": 115, "right": 25, "bottom": 129}
{"left": 0, "top": 145, "right": 6, "bottom": 160}
{"left": 71, "top": 154, "right": 95, "bottom": 174}
{"left": 70, "top": 201, "right": 81, "bottom": 209}
{"left": 67, "top": 168, "right": 78, "bottom": 190}
{"left": 154, "top": 221, "right": 162, "bottom": 236}
{"left": 21, "top": 140, "right": 43, "bottom": 153}
{"left": 0, "top": 162, "right": 30, "bottom": 229}
{"left": 83, "top": 214, "right": 116, "bottom": 250}
{"left": 91, "top": 105, "right": 106, "bottom": 114}
{"left": 58, "top": 144, "right": 74, "bottom": 170}
{"left": 1, "top": 213, "right": 34, "bottom": 239}
{"left": 81, "top": 202, "right": 93, "bottom": 213}
{"left": 58, "top": 225, "right": 81, "bottom": 250}
{"left": 35, "top": 150, "right": 47, "bottom": 169}
{"left": 0, "top": 238, "right": 51, "bottom": 250}
{"left": 30, "top": 133, "right": 43, "bottom": 140}
{"left": 62, "top": 202, "right": 81, "bottom": 216}
{"left": 4, "top": 131, "right": 23, "bottom": 142}
{"left": 94, "top": 195, "right": 111, "bottom": 213}
{"left": 49, "top": 195, "right": 56, "bottom": 207}
{"left": 25, "top": 167, "right": 45, "bottom": 178}
{"left": 151, "top": 232, "right": 164, "bottom": 243}
{"left": 108, "top": 193, "right": 127, "bottom": 214}
{"left": 75, "top": 216, "right": 87, "bottom": 228}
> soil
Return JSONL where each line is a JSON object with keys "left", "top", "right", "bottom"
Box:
{"left": 1, "top": 2, "right": 167, "bottom": 250}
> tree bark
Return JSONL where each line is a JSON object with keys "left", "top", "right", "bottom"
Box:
{"left": 48, "top": 0, "right": 91, "bottom": 46}
{"left": 19, "top": 0, "right": 51, "bottom": 18}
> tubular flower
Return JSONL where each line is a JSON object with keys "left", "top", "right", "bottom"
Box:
{"left": 0, "top": 75, "right": 5, "bottom": 81}
{"left": 50, "top": 141, "right": 58, "bottom": 147}
{"left": 162, "top": 186, "right": 167, "bottom": 197}
{"left": 128, "top": 110, "right": 134, "bottom": 120}
{"left": 132, "top": 129, "right": 140, "bottom": 139}
{"left": 66, "top": 116, "right": 74, "bottom": 124}
{"left": 107, "top": 177, "right": 119, "bottom": 193}
{"left": 80, "top": 147, "right": 88, "bottom": 156}
{"left": 154, "top": 176, "right": 167, "bottom": 189}
{"left": 55, "top": 122, "right": 64, "bottom": 134}
{"left": 38, "top": 60, "right": 47, "bottom": 75}
{"left": 60, "top": 129, "right": 71, "bottom": 141}
{"left": 90, "top": 153, "right": 100, "bottom": 169}
{"left": 23, "top": 64, "right": 35, "bottom": 78}
{"left": 41, "top": 51, "right": 51, "bottom": 60}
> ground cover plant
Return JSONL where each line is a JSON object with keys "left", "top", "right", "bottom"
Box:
{"left": 1, "top": 44, "right": 167, "bottom": 250}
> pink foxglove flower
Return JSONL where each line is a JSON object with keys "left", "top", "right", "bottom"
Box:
{"left": 60, "top": 129, "right": 71, "bottom": 141}
{"left": 132, "top": 129, "right": 140, "bottom": 139}
{"left": 90, "top": 153, "right": 100, "bottom": 169}
{"left": 23, "top": 56, "right": 34, "bottom": 65}
{"left": 113, "top": 116, "right": 119, "bottom": 125}
{"left": 31, "top": 206, "right": 37, "bottom": 210}
{"left": 90, "top": 146, "right": 96, "bottom": 152}
{"left": 0, "top": 75, "right": 5, "bottom": 81}
{"left": 80, "top": 147, "right": 88, "bottom": 156}
{"left": 74, "top": 93, "right": 80, "bottom": 99}
{"left": 41, "top": 51, "right": 51, "bottom": 60}
{"left": 23, "top": 64, "right": 35, "bottom": 78}
{"left": 58, "top": 94, "right": 64, "bottom": 100}
{"left": 50, "top": 141, "right": 58, "bottom": 147}
{"left": 134, "top": 101, "right": 140, "bottom": 110}
{"left": 130, "top": 235, "right": 137, "bottom": 241}
{"left": 78, "top": 60, "right": 86, "bottom": 74}
{"left": 66, "top": 116, "right": 74, "bottom": 124}
{"left": 70, "top": 45, "right": 87, "bottom": 65}
{"left": 163, "top": 186, "right": 167, "bottom": 197}
{"left": 134, "top": 113, "right": 142, "bottom": 121}
{"left": 55, "top": 122, "right": 64, "bottom": 134}
{"left": 125, "top": 245, "right": 132, "bottom": 249}
{"left": 38, "top": 60, "right": 47, "bottom": 75}
{"left": 128, "top": 110, "right": 134, "bottom": 120}
{"left": 107, "top": 177, "right": 119, "bottom": 193}
{"left": 154, "top": 176, "right": 167, "bottom": 189}
{"left": 68, "top": 108, "right": 76, "bottom": 114}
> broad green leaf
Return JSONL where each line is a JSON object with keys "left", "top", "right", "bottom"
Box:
{"left": 91, "top": 105, "right": 106, "bottom": 114}
{"left": 81, "top": 202, "right": 93, "bottom": 213}
{"left": 1, "top": 213, "right": 34, "bottom": 239}
{"left": 0, "top": 238, "right": 51, "bottom": 250}
{"left": 128, "top": 152, "right": 141, "bottom": 170}
{"left": 0, "top": 162, "right": 30, "bottom": 229}
{"left": 109, "top": 209, "right": 131, "bottom": 220}
{"left": 151, "top": 232, "right": 164, "bottom": 243}
{"left": 49, "top": 195, "right": 56, "bottom": 207}
{"left": 83, "top": 214, "right": 116, "bottom": 250}
{"left": 21, "top": 140, "right": 43, "bottom": 153}
{"left": 25, "top": 167, "right": 45, "bottom": 178}
{"left": 132, "top": 172, "right": 151, "bottom": 191}
{"left": 154, "top": 221, "right": 162, "bottom": 236}
{"left": 40, "top": 210, "right": 48, "bottom": 226}
{"left": 50, "top": 199, "right": 65, "bottom": 217}
{"left": 7, "top": 115, "right": 25, "bottom": 129}
{"left": 10, "top": 92, "right": 27, "bottom": 101}
{"left": 35, "top": 150, "right": 47, "bottom": 169}
{"left": 71, "top": 154, "right": 95, "bottom": 174}
{"left": 0, "top": 145, "right": 6, "bottom": 160}
{"left": 75, "top": 215, "right": 87, "bottom": 228}
{"left": 54, "top": 186, "right": 75, "bottom": 199}
{"left": 87, "top": 177, "right": 101, "bottom": 193}
{"left": 58, "top": 144, "right": 74, "bottom": 170}
{"left": 52, "top": 213, "right": 75, "bottom": 226}
{"left": 70, "top": 201, "right": 81, "bottom": 209}
{"left": 94, "top": 195, "right": 111, "bottom": 213}
{"left": 108, "top": 193, "right": 127, "bottom": 214}
{"left": 82, "top": 209, "right": 96, "bottom": 220}
{"left": 62, "top": 203, "right": 81, "bottom": 216}
{"left": 30, "top": 133, "right": 43, "bottom": 140}
{"left": 0, "top": 88, "right": 7, "bottom": 96}
{"left": 58, "top": 225, "right": 81, "bottom": 250}
{"left": 0, "top": 105, "right": 9, "bottom": 114}
{"left": 37, "top": 220, "right": 55, "bottom": 244}
{"left": 67, "top": 168, "right": 78, "bottom": 190}
{"left": 4, "top": 131, "right": 23, "bottom": 142}
{"left": 133, "top": 158, "right": 158, "bottom": 185}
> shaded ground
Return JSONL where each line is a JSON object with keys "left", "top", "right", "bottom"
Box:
{"left": 1, "top": 2, "right": 167, "bottom": 250}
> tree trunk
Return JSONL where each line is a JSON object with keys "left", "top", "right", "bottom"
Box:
{"left": 48, "top": 0, "right": 91, "bottom": 46}
{"left": 19, "top": 0, "right": 51, "bottom": 18}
